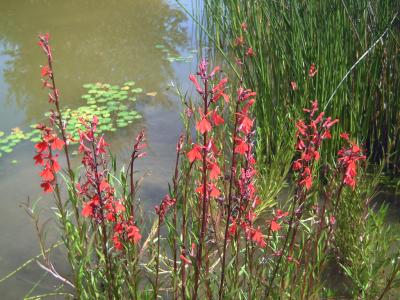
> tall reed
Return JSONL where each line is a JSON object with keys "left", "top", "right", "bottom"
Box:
{"left": 203, "top": 0, "right": 400, "bottom": 175}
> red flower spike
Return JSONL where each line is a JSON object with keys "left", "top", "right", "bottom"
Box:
{"left": 308, "top": 63, "right": 318, "bottom": 77}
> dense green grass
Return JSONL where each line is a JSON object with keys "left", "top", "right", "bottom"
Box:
{"left": 202, "top": 0, "right": 400, "bottom": 175}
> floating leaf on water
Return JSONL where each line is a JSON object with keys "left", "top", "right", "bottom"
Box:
{"left": 121, "top": 86, "right": 130, "bottom": 91}
{"left": 87, "top": 100, "right": 96, "bottom": 105}
{"left": 3, "top": 147, "right": 12, "bottom": 153}
{"left": 155, "top": 44, "right": 165, "bottom": 49}
{"left": 83, "top": 83, "right": 94, "bottom": 89}
{"left": 107, "top": 101, "right": 119, "bottom": 107}
{"left": 123, "top": 115, "right": 136, "bottom": 121}
{"left": 129, "top": 97, "right": 137, "bottom": 102}
{"left": 161, "top": 49, "right": 169, "bottom": 53}
{"left": 0, "top": 131, "right": 4, "bottom": 137}
{"left": 131, "top": 88, "right": 143, "bottom": 93}
{"left": 117, "top": 122, "right": 128, "bottom": 128}
{"left": 88, "top": 89, "right": 98, "bottom": 94}
{"left": 11, "top": 159, "right": 18, "bottom": 164}
{"left": 146, "top": 92, "right": 157, "bottom": 97}
{"left": 124, "top": 81, "right": 135, "bottom": 86}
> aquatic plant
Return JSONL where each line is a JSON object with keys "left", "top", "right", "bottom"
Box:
{"left": 0, "top": 81, "right": 142, "bottom": 160}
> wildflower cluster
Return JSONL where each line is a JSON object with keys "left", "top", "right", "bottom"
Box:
{"left": 338, "top": 133, "right": 366, "bottom": 189}
{"left": 293, "top": 100, "right": 338, "bottom": 190}
{"left": 34, "top": 124, "right": 64, "bottom": 192}
{"left": 78, "top": 116, "right": 141, "bottom": 249}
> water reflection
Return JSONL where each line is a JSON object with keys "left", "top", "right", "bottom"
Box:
{"left": 0, "top": 0, "right": 193, "bottom": 298}
{"left": 0, "top": 0, "right": 188, "bottom": 124}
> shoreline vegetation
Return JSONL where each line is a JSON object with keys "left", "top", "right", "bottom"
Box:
{"left": 1, "top": 1, "right": 400, "bottom": 299}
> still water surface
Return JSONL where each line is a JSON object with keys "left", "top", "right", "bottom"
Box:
{"left": 0, "top": 1, "right": 198, "bottom": 298}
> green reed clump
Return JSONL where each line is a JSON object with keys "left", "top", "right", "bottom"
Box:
{"left": 203, "top": 0, "right": 400, "bottom": 175}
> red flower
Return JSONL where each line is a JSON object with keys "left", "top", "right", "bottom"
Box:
{"left": 180, "top": 254, "right": 192, "bottom": 265}
{"left": 209, "top": 184, "right": 221, "bottom": 198}
{"left": 126, "top": 224, "right": 141, "bottom": 244}
{"left": 82, "top": 202, "right": 94, "bottom": 217}
{"left": 211, "top": 110, "right": 225, "bottom": 126}
{"left": 33, "top": 153, "right": 44, "bottom": 165}
{"left": 196, "top": 116, "right": 212, "bottom": 134}
{"left": 290, "top": 81, "right": 298, "bottom": 91}
{"left": 270, "top": 220, "right": 281, "bottom": 232}
{"left": 234, "top": 138, "right": 249, "bottom": 155}
{"left": 246, "top": 47, "right": 254, "bottom": 57}
{"left": 35, "top": 141, "right": 48, "bottom": 153}
{"left": 40, "top": 181, "right": 53, "bottom": 193}
{"left": 208, "top": 161, "right": 221, "bottom": 180}
{"left": 51, "top": 137, "right": 65, "bottom": 151}
{"left": 340, "top": 132, "right": 350, "bottom": 141}
{"left": 308, "top": 63, "right": 318, "bottom": 77}
{"left": 252, "top": 227, "right": 266, "bottom": 248}
{"left": 40, "top": 165, "right": 55, "bottom": 181}
{"left": 41, "top": 65, "right": 51, "bottom": 77}
{"left": 239, "top": 115, "right": 253, "bottom": 134}
{"left": 187, "top": 144, "right": 202, "bottom": 163}
{"left": 189, "top": 74, "right": 203, "bottom": 94}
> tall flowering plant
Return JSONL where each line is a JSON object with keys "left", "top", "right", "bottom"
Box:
{"left": 30, "top": 33, "right": 394, "bottom": 300}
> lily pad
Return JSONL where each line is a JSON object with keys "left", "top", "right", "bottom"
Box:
{"left": 131, "top": 88, "right": 143, "bottom": 93}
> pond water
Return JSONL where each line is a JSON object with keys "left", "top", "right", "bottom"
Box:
{"left": 0, "top": 1, "right": 199, "bottom": 298}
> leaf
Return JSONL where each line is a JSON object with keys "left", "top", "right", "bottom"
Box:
{"left": 131, "top": 88, "right": 143, "bottom": 93}
{"left": 146, "top": 92, "right": 157, "bottom": 97}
